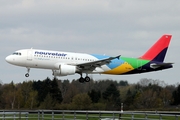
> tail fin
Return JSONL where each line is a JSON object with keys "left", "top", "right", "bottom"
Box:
{"left": 140, "top": 34, "right": 172, "bottom": 62}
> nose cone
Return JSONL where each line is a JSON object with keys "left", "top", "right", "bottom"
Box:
{"left": 5, "top": 55, "right": 13, "bottom": 64}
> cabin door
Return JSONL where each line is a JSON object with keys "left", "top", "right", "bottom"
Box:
{"left": 27, "top": 49, "right": 33, "bottom": 61}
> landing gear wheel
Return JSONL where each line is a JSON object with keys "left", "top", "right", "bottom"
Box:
{"left": 25, "top": 67, "right": 30, "bottom": 77}
{"left": 85, "top": 76, "right": 90, "bottom": 82}
{"left": 79, "top": 77, "right": 84, "bottom": 83}
{"left": 25, "top": 73, "right": 29, "bottom": 77}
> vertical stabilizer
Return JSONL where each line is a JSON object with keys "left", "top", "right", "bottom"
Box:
{"left": 140, "top": 35, "right": 172, "bottom": 62}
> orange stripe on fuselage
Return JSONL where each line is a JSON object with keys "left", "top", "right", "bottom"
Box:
{"left": 103, "top": 62, "right": 134, "bottom": 74}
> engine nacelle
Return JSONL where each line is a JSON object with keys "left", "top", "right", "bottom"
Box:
{"left": 53, "top": 64, "right": 76, "bottom": 76}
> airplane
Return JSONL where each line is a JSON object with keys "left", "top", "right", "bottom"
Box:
{"left": 5, "top": 34, "right": 173, "bottom": 83}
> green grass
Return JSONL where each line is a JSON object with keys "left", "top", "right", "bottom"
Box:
{"left": 28, "top": 113, "right": 180, "bottom": 120}
{"left": 120, "top": 114, "right": 180, "bottom": 120}
{"left": 0, "top": 112, "right": 179, "bottom": 120}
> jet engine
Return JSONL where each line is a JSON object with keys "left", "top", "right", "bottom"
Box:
{"left": 53, "top": 64, "right": 76, "bottom": 76}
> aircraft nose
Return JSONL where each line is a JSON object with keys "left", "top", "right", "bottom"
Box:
{"left": 5, "top": 55, "right": 13, "bottom": 63}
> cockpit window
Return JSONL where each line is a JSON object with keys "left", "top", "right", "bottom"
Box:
{"left": 13, "top": 52, "right": 18, "bottom": 55}
{"left": 12, "top": 52, "right": 21, "bottom": 55}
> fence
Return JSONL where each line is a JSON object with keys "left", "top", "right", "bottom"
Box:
{"left": 0, "top": 110, "right": 179, "bottom": 120}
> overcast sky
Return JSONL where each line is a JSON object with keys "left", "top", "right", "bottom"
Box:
{"left": 1, "top": 0, "right": 180, "bottom": 85}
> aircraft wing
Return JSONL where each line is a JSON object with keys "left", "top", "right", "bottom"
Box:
{"left": 76, "top": 55, "right": 120, "bottom": 71}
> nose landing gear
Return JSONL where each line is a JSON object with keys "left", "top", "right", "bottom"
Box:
{"left": 25, "top": 68, "right": 30, "bottom": 77}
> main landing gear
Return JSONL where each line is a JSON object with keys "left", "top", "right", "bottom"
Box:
{"left": 25, "top": 68, "right": 30, "bottom": 77}
{"left": 78, "top": 74, "right": 91, "bottom": 83}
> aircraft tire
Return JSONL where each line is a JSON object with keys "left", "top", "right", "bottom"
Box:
{"left": 79, "top": 77, "right": 84, "bottom": 83}
{"left": 25, "top": 73, "right": 29, "bottom": 77}
{"left": 85, "top": 76, "right": 90, "bottom": 82}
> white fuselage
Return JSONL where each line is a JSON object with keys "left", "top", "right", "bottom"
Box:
{"left": 5, "top": 49, "right": 110, "bottom": 75}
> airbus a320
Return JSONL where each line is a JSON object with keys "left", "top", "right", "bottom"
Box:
{"left": 6, "top": 34, "right": 173, "bottom": 83}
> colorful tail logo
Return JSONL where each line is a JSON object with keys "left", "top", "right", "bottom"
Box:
{"left": 140, "top": 35, "right": 172, "bottom": 62}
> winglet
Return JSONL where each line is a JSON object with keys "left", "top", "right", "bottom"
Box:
{"left": 116, "top": 55, "right": 121, "bottom": 60}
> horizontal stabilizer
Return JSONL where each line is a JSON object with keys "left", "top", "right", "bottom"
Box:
{"left": 150, "top": 62, "right": 174, "bottom": 69}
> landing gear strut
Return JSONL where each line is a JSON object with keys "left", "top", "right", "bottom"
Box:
{"left": 25, "top": 68, "right": 30, "bottom": 77}
{"left": 78, "top": 73, "right": 91, "bottom": 83}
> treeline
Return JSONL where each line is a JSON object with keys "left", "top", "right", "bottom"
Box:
{"left": 0, "top": 78, "right": 180, "bottom": 110}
